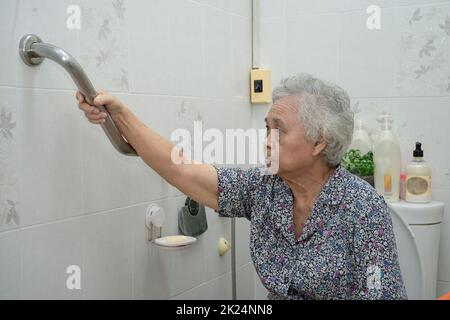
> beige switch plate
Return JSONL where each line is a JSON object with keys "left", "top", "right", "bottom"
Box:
{"left": 250, "top": 68, "right": 272, "bottom": 104}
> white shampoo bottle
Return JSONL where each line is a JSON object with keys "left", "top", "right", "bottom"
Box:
{"left": 374, "top": 114, "right": 401, "bottom": 203}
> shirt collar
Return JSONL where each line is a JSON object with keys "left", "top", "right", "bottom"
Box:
{"left": 300, "top": 164, "right": 349, "bottom": 242}
{"left": 274, "top": 165, "right": 349, "bottom": 244}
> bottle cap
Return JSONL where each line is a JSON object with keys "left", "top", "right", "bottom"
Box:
{"left": 413, "top": 142, "right": 423, "bottom": 157}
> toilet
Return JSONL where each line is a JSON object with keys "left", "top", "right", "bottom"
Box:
{"left": 388, "top": 201, "right": 444, "bottom": 300}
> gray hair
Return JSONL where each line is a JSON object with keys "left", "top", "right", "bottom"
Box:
{"left": 272, "top": 73, "right": 354, "bottom": 167}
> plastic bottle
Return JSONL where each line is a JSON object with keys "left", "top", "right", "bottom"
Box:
{"left": 349, "top": 119, "right": 372, "bottom": 155}
{"left": 405, "top": 142, "right": 432, "bottom": 203}
{"left": 399, "top": 165, "right": 407, "bottom": 201}
{"left": 373, "top": 114, "right": 401, "bottom": 203}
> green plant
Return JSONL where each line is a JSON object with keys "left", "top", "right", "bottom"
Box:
{"left": 341, "top": 149, "right": 374, "bottom": 176}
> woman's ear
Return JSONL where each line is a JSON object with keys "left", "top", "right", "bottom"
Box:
{"left": 312, "top": 137, "right": 327, "bottom": 157}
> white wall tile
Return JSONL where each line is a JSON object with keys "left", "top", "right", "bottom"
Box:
{"left": 344, "top": 0, "right": 385, "bottom": 12}
{"left": 169, "top": 0, "right": 204, "bottom": 96}
{"left": 286, "top": 14, "right": 340, "bottom": 84}
{"left": 21, "top": 219, "right": 84, "bottom": 299}
{"left": 285, "top": 0, "right": 346, "bottom": 16}
{"left": 205, "top": 98, "right": 240, "bottom": 133}
{"left": 131, "top": 202, "right": 171, "bottom": 299}
{"left": 284, "top": 0, "right": 449, "bottom": 15}
{"left": 340, "top": 3, "right": 450, "bottom": 98}
{"left": 231, "top": 0, "right": 252, "bottom": 18}
{"left": 260, "top": 18, "right": 285, "bottom": 88}
{"left": 340, "top": 8, "right": 399, "bottom": 97}
{"left": 78, "top": 0, "right": 130, "bottom": 92}
{"left": 203, "top": 6, "right": 233, "bottom": 99}
{"left": 19, "top": 89, "right": 83, "bottom": 226}
{"left": 236, "top": 263, "right": 255, "bottom": 299}
{"left": 128, "top": 0, "right": 172, "bottom": 95}
{"left": 0, "top": 88, "right": 20, "bottom": 232}
{"left": 204, "top": 208, "right": 232, "bottom": 280}
{"left": 398, "top": 0, "right": 450, "bottom": 6}
{"left": 0, "top": 0, "right": 18, "bottom": 86}
{"left": 229, "top": 101, "right": 259, "bottom": 167}
{"left": 0, "top": 230, "right": 21, "bottom": 299}
{"left": 232, "top": 16, "right": 252, "bottom": 101}
{"left": 251, "top": 103, "right": 270, "bottom": 130}
{"left": 199, "top": 272, "right": 232, "bottom": 300}
{"left": 193, "top": 0, "right": 231, "bottom": 13}
{"left": 395, "top": 3, "right": 450, "bottom": 97}
{"left": 235, "top": 218, "right": 251, "bottom": 267}
{"left": 164, "top": 212, "right": 207, "bottom": 295}
{"left": 170, "top": 272, "right": 232, "bottom": 299}
{"left": 133, "top": 196, "right": 206, "bottom": 297}
{"left": 168, "top": 97, "right": 237, "bottom": 165}
{"left": 81, "top": 208, "right": 134, "bottom": 299}
{"left": 259, "top": 0, "right": 285, "bottom": 19}
{"left": 14, "top": 0, "right": 80, "bottom": 90}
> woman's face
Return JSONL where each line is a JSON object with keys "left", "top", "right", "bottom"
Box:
{"left": 265, "top": 96, "right": 322, "bottom": 176}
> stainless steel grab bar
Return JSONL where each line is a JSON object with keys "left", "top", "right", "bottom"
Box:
{"left": 19, "top": 34, "right": 137, "bottom": 156}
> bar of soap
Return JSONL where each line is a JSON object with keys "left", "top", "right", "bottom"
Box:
{"left": 154, "top": 235, "right": 197, "bottom": 247}
{"left": 165, "top": 235, "right": 189, "bottom": 245}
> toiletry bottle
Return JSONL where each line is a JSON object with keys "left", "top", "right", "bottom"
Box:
{"left": 405, "top": 142, "right": 431, "bottom": 203}
{"left": 349, "top": 119, "right": 372, "bottom": 155}
{"left": 373, "top": 114, "right": 401, "bottom": 203}
{"left": 400, "top": 165, "right": 407, "bottom": 201}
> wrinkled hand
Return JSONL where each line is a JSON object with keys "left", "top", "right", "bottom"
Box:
{"left": 76, "top": 90, "right": 125, "bottom": 124}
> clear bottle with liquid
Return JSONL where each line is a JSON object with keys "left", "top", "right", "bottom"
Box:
{"left": 405, "top": 142, "right": 431, "bottom": 203}
{"left": 349, "top": 119, "right": 372, "bottom": 155}
{"left": 373, "top": 114, "right": 401, "bottom": 203}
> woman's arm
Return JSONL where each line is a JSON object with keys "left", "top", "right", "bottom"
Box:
{"left": 76, "top": 91, "right": 219, "bottom": 211}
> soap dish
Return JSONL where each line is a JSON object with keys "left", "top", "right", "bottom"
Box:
{"left": 153, "top": 235, "right": 197, "bottom": 248}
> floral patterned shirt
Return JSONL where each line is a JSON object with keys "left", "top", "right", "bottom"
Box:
{"left": 213, "top": 164, "right": 407, "bottom": 300}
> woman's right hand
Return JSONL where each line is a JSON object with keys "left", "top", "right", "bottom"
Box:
{"left": 76, "top": 90, "right": 126, "bottom": 124}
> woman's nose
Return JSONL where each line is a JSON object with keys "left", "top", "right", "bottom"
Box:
{"left": 265, "top": 135, "right": 272, "bottom": 149}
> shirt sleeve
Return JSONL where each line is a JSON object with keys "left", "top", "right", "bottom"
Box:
{"left": 213, "top": 165, "right": 264, "bottom": 220}
{"left": 352, "top": 192, "right": 408, "bottom": 300}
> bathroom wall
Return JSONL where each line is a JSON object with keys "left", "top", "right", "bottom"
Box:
{"left": 255, "top": 0, "right": 450, "bottom": 298}
{"left": 0, "top": 0, "right": 255, "bottom": 299}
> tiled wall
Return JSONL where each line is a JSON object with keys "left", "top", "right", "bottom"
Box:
{"left": 0, "top": 0, "right": 255, "bottom": 299}
{"left": 255, "top": 0, "right": 450, "bottom": 298}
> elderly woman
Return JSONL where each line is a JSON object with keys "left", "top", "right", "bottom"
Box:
{"left": 76, "top": 73, "right": 407, "bottom": 300}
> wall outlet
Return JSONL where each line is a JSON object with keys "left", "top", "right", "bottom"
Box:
{"left": 250, "top": 68, "right": 272, "bottom": 104}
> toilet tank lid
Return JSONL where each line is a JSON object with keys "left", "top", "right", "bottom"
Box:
{"left": 388, "top": 201, "right": 444, "bottom": 225}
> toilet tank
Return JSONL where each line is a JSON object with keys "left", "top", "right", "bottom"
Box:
{"left": 388, "top": 201, "right": 444, "bottom": 300}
